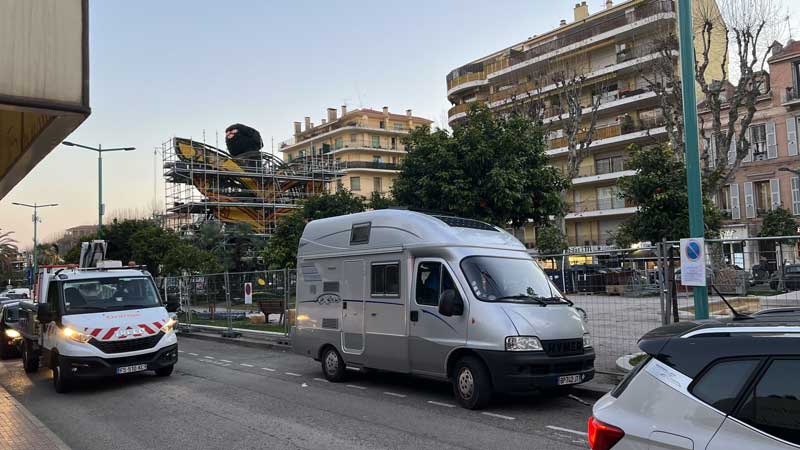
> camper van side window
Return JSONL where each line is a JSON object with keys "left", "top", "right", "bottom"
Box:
{"left": 46, "top": 281, "right": 59, "bottom": 311}
{"left": 350, "top": 222, "right": 371, "bottom": 245}
{"left": 371, "top": 262, "right": 400, "bottom": 297}
{"left": 415, "top": 262, "right": 442, "bottom": 306}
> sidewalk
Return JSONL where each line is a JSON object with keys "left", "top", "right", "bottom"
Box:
{"left": 0, "top": 385, "right": 71, "bottom": 450}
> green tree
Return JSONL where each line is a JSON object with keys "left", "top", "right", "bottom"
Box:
{"left": 759, "top": 208, "right": 799, "bottom": 242}
{"left": 161, "top": 243, "right": 222, "bottom": 276}
{"left": 0, "top": 230, "right": 18, "bottom": 273}
{"left": 129, "top": 225, "right": 179, "bottom": 276}
{"left": 368, "top": 191, "right": 397, "bottom": 210}
{"left": 302, "top": 189, "right": 365, "bottom": 220}
{"left": 617, "top": 145, "right": 722, "bottom": 243}
{"left": 535, "top": 224, "right": 568, "bottom": 255}
{"left": 392, "top": 105, "right": 567, "bottom": 227}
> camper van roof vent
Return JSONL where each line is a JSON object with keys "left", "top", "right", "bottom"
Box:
{"left": 432, "top": 215, "right": 497, "bottom": 231}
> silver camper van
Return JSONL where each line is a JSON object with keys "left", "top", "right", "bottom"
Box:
{"left": 292, "top": 210, "right": 594, "bottom": 409}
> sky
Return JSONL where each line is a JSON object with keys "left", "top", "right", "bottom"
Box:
{"left": 2, "top": 0, "right": 800, "bottom": 247}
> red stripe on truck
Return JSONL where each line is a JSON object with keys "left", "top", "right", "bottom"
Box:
{"left": 139, "top": 324, "right": 155, "bottom": 335}
{"left": 102, "top": 327, "right": 119, "bottom": 340}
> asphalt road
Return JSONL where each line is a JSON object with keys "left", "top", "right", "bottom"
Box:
{"left": 0, "top": 338, "right": 595, "bottom": 450}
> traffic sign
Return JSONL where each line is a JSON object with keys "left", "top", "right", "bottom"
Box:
{"left": 680, "top": 238, "right": 706, "bottom": 287}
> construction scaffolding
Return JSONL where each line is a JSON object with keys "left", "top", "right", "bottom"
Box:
{"left": 162, "top": 137, "right": 340, "bottom": 236}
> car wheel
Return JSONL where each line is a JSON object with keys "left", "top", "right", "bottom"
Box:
{"left": 53, "top": 357, "right": 72, "bottom": 394}
{"left": 321, "top": 347, "right": 346, "bottom": 382}
{"left": 22, "top": 339, "right": 39, "bottom": 373}
{"left": 155, "top": 365, "right": 174, "bottom": 377}
{"left": 452, "top": 356, "right": 492, "bottom": 410}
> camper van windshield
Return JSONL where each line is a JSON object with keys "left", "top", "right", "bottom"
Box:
{"left": 62, "top": 277, "right": 161, "bottom": 314}
{"left": 461, "top": 256, "right": 568, "bottom": 304}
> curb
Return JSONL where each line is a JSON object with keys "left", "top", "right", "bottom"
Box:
{"left": 178, "top": 330, "right": 291, "bottom": 351}
{"left": 0, "top": 386, "right": 72, "bottom": 450}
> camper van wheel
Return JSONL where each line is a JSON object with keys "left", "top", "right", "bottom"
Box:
{"left": 52, "top": 358, "right": 72, "bottom": 394}
{"left": 321, "top": 347, "right": 346, "bottom": 382}
{"left": 452, "top": 356, "right": 491, "bottom": 410}
{"left": 22, "top": 339, "right": 39, "bottom": 373}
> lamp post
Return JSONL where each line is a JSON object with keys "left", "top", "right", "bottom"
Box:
{"left": 12, "top": 202, "right": 58, "bottom": 282}
{"left": 62, "top": 142, "right": 135, "bottom": 239}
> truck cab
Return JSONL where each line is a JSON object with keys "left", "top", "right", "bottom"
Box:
{"left": 19, "top": 266, "right": 178, "bottom": 393}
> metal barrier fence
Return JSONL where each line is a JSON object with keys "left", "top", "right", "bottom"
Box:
{"left": 162, "top": 269, "right": 297, "bottom": 336}
{"left": 535, "top": 235, "right": 800, "bottom": 375}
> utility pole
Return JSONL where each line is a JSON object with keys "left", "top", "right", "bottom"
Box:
{"left": 12, "top": 202, "right": 58, "bottom": 283}
{"left": 677, "top": 0, "right": 709, "bottom": 319}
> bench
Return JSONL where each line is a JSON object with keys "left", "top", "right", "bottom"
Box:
{"left": 258, "top": 300, "right": 285, "bottom": 323}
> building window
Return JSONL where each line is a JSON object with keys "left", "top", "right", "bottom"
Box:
{"left": 750, "top": 124, "right": 767, "bottom": 159}
{"left": 719, "top": 185, "right": 731, "bottom": 213}
{"left": 299, "top": 149, "right": 306, "bottom": 158}
{"left": 311, "top": 144, "right": 316, "bottom": 156}
{"left": 287, "top": 154, "right": 293, "bottom": 162}
{"left": 372, "top": 155, "right": 382, "bottom": 163}
{"left": 597, "top": 186, "right": 624, "bottom": 210}
{"left": 373, "top": 177, "right": 383, "bottom": 193}
{"left": 371, "top": 135, "right": 381, "bottom": 148}
{"left": 350, "top": 177, "right": 361, "bottom": 191}
{"left": 391, "top": 137, "right": 397, "bottom": 149}
{"left": 350, "top": 133, "right": 358, "bottom": 143}
{"left": 393, "top": 123, "right": 405, "bottom": 131}
{"left": 754, "top": 180, "right": 770, "bottom": 214}
{"left": 334, "top": 137, "right": 343, "bottom": 150}
{"left": 595, "top": 155, "right": 627, "bottom": 175}
{"left": 371, "top": 263, "right": 400, "bottom": 297}
{"left": 379, "top": 120, "right": 385, "bottom": 129}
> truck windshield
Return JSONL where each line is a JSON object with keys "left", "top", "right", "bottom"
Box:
{"left": 460, "top": 256, "right": 569, "bottom": 305}
{"left": 62, "top": 277, "right": 161, "bottom": 314}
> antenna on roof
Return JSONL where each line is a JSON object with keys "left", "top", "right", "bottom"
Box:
{"left": 787, "top": 15, "right": 793, "bottom": 40}
{"left": 710, "top": 284, "right": 753, "bottom": 321}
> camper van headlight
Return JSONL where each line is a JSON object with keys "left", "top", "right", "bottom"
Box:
{"left": 505, "top": 336, "right": 543, "bottom": 352}
{"left": 160, "top": 318, "right": 177, "bottom": 334}
{"left": 62, "top": 327, "right": 92, "bottom": 344}
{"left": 583, "top": 333, "right": 592, "bottom": 349}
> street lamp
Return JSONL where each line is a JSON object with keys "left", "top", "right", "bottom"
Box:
{"left": 12, "top": 202, "right": 58, "bottom": 283}
{"left": 62, "top": 142, "right": 135, "bottom": 239}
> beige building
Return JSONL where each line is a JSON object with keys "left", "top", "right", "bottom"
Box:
{"left": 280, "top": 107, "right": 432, "bottom": 197}
{"left": 446, "top": 0, "right": 726, "bottom": 252}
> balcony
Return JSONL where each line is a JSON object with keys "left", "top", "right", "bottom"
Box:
{"left": 341, "top": 161, "right": 399, "bottom": 171}
{"left": 447, "top": 71, "right": 489, "bottom": 96}
{"left": 782, "top": 86, "right": 800, "bottom": 107}
{"left": 330, "top": 137, "right": 406, "bottom": 154}
{"left": 547, "top": 120, "right": 668, "bottom": 156}
{"left": 565, "top": 198, "right": 637, "bottom": 220}
{"left": 570, "top": 166, "right": 635, "bottom": 185}
{"left": 487, "top": 0, "right": 675, "bottom": 79}
{"left": 567, "top": 234, "right": 614, "bottom": 248}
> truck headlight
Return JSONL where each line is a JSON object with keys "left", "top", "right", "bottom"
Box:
{"left": 160, "top": 318, "right": 177, "bottom": 334}
{"left": 505, "top": 336, "right": 543, "bottom": 352}
{"left": 4, "top": 329, "right": 20, "bottom": 339}
{"left": 62, "top": 327, "right": 92, "bottom": 344}
{"left": 583, "top": 333, "right": 592, "bottom": 348}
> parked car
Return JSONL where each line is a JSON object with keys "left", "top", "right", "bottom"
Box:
{"left": 0, "top": 301, "right": 22, "bottom": 359}
{"left": 589, "top": 309, "right": 800, "bottom": 450}
{"left": 769, "top": 264, "right": 800, "bottom": 291}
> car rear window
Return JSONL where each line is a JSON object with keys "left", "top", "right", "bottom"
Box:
{"left": 736, "top": 359, "right": 800, "bottom": 445}
{"left": 690, "top": 359, "right": 761, "bottom": 414}
{"left": 611, "top": 355, "right": 652, "bottom": 398}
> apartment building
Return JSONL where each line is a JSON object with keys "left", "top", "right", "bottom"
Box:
{"left": 445, "top": 0, "right": 725, "bottom": 252}
{"left": 280, "top": 106, "right": 432, "bottom": 197}
{"left": 708, "top": 40, "right": 800, "bottom": 268}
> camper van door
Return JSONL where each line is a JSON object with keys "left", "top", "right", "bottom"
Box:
{"left": 409, "top": 259, "right": 468, "bottom": 375}
{"left": 341, "top": 260, "right": 365, "bottom": 354}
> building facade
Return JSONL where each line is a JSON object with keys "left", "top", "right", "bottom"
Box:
{"left": 445, "top": 0, "right": 725, "bottom": 252}
{"left": 706, "top": 40, "right": 800, "bottom": 268}
{"left": 281, "top": 107, "right": 432, "bottom": 197}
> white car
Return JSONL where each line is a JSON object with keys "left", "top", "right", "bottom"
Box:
{"left": 589, "top": 309, "right": 800, "bottom": 450}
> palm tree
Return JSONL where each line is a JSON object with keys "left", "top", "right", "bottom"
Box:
{"left": 0, "top": 230, "right": 19, "bottom": 273}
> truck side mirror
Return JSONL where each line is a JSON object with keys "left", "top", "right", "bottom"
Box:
{"left": 37, "top": 303, "right": 53, "bottom": 324}
{"left": 438, "top": 289, "right": 463, "bottom": 317}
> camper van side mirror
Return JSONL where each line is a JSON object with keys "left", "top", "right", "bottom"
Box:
{"left": 37, "top": 303, "right": 53, "bottom": 324}
{"left": 438, "top": 290, "right": 463, "bottom": 317}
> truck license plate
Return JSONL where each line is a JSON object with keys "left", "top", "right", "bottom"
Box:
{"left": 116, "top": 364, "right": 148, "bottom": 375}
{"left": 558, "top": 374, "right": 582, "bottom": 385}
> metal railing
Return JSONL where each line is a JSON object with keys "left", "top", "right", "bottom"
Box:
{"left": 567, "top": 197, "right": 632, "bottom": 213}
{"left": 341, "top": 161, "right": 400, "bottom": 171}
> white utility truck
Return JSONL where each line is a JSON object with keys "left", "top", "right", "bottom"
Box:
{"left": 18, "top": 242, "right": 178, "bottom": 393}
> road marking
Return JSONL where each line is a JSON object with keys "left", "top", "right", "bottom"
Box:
{"left": 178, "top": 350, "right": 184, "bottom": 353}
{"left": 219, "top": 359, "right": 232, "bottom": 363}
{"left": 262, "top": 367, "right": 276, "bottom": 372}
{"left": 285, "top": 372, "right": 302, "bottom": 377}
{"left": 346, "top": 384, "right": 366, "bottom": 390}
{"left": 313, "top": 377, "right": 329, "bottom": 383}
{"left": 383, "top": 392, "right": 406, "bottom": 398}
{"left": 203, "top": 356, "right": 214, "bottom": 359}
{"left": 546, "top": 425, "right": 586, "bottom": 437}
{"left": 188, "top": 352, "right": 198, "bottom": 356}
{"left": 482, "top": 412, "right": 516, "bottom": 420}
{"left": 427, "top": 401, "right": 455, "bottom": 408}
{"left": 240, "top": 363, "right": 254, "bottom": 367}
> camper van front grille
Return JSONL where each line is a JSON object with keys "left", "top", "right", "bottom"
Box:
{"left": 541, "top": 338, "right": 584, "bottom": 357}
{"left": 432, "top": 215, "right": 497, "bottom": 231}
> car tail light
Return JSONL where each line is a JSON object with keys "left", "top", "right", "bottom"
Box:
{"left": 588, "top": 416, "right": 624, "bottom": 450}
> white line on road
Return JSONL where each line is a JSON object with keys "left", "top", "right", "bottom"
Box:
{"left": 178, "top": 350, "right": 184, "bottom": 353}
{"left": 546, "top": 425, "right": 586, "bottom": 437}
{"left": 240, "top": 363, "right": 254, "bottom": 367}
{"left": 427, "top": 401, "right": 455, "bottom": 408}
{"left": 346, "top": 384, "right": 366, "bottom": 390}
{"left": 313, "top": 377, "right": 329, "bottom": 383}
{"left": 481, "top": 412, "right": 516, "bottom": 420}
{"left": 204, "top": 356, "right": 214, "bottom": 359}
{"left": 285, "top": 372, "right": 302, "bottom": 377}
{"left": 188, "top": 353, "right": 198, "bottom": 356}
{"left": 219, "top": 359, "right": 232, "bottom": 363}
{"left": 262, "top": 368, "right": 276, "bottom": 372}
{"left": 383, "top": 392, "right": 407, "bottom": 398}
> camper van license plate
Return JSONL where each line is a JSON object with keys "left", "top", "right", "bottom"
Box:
{"left": 558, "top": 374, "right": 582, "bottom": 385}
{"left": 117, "top": 364, "right": 148, "bottom": 374}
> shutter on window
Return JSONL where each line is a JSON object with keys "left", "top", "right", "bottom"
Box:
{"left": 730, "top": 184, "right": 741, "bottom": 220}
{"left": 792, "top": 177, "right": 800, "bottom": 216}
{"left": 744, "top": 127, "right": 753, "bottom": 162}
{"left": 728, "top": 136, "right": 736, "bottom": 166}
{"left": 744, "top": 182, "right": 755, "bottom": 218}
{"left": 787, "top": 117, "right": 798, "bottom": 156}
{"left": 766, "top": 121, "right": 778, "bottom": 159}
{"left": 709, "top": 137, "right": 717, "bottom": 169}
{"left": 770, "top": 178, "right": 781, "bottom": 210}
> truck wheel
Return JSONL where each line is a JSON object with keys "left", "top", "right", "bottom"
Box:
{"left": 22, "top": 339, "right": 39, "bottom": 373}
{"left": 452, "top": 356, "right": 492, "bottom": 410}
{"left": 321, "top": 347, "right": 346, "bottom": 382}
{"left": 155, "top": 365, "right": 174, "bottom": 377}
{"left": 0, "top": 339, "right": 10, "bottom": 360}
{"left": 53, "top": 357, "right": 72, "bottom": 394}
